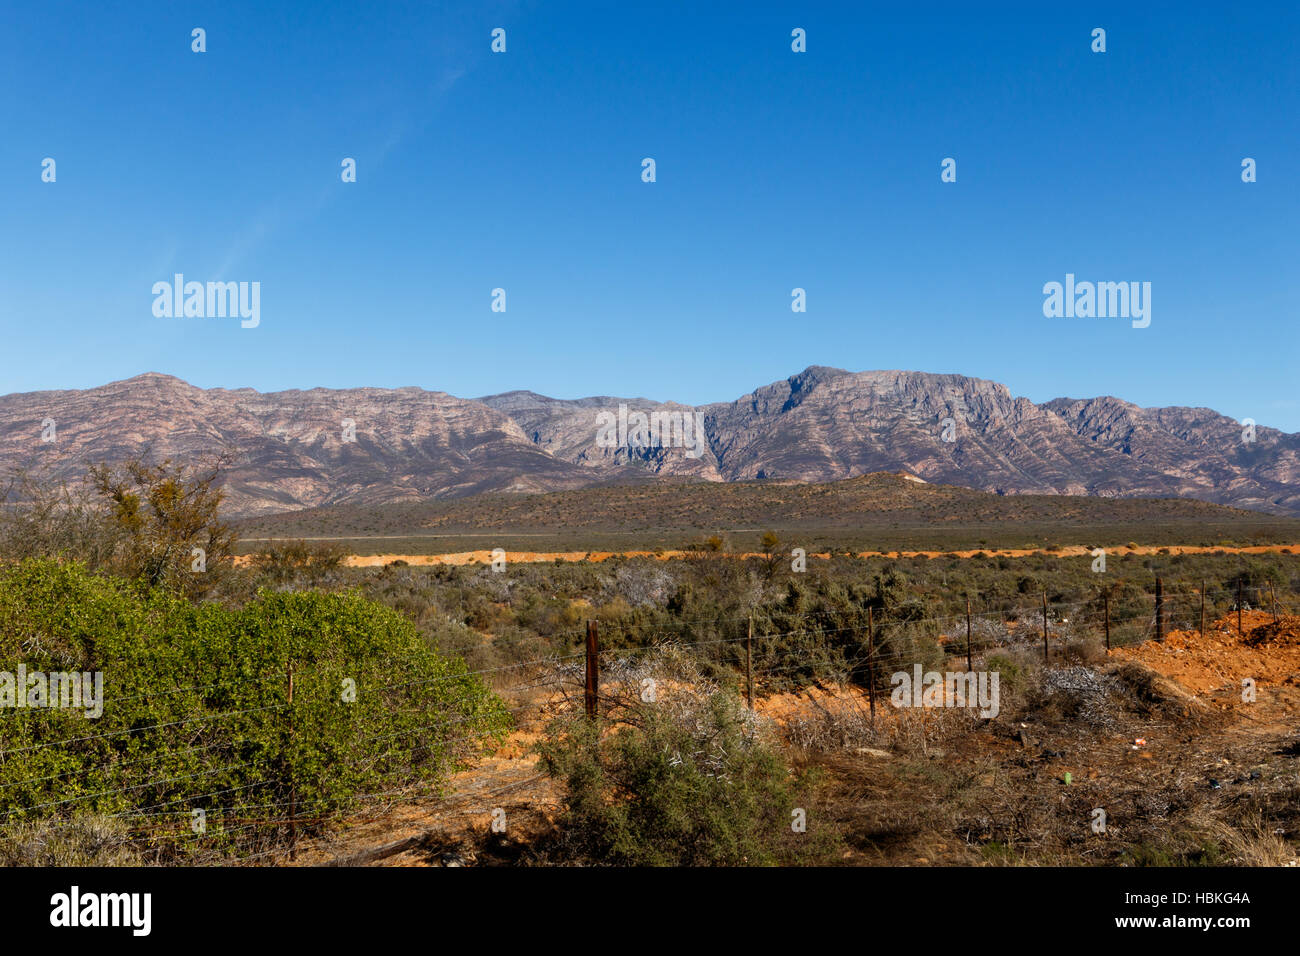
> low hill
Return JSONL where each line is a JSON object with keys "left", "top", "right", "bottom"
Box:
{"left": 234, "top": 472, "right": 1300, "bottom": 554}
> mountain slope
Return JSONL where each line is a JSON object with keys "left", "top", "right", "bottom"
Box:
{"left": 0, "top": 374, "right": 600, "bottom": 516}
{"left": 2, "top": 368, "right": 1297, "bottom": 518}
{"left": 485, "top": 368, "right": 1300, "bottom": 514}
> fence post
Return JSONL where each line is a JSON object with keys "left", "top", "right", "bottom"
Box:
{"left": 585, "top": 620, "right": 598, "bottom": 721}
{"left": 965, "top": 598, "right": 972, "bottom": 671}
{"left": 1104, "top": 590, "right": 1110, "bottom": 651}
{"left": 745, "top": 615, "right": 754, "bottom": 711}
{"left": 1271, "top": 582, "right": 1278, "bottom": 623}
{"left": 286, "top": 660, "right": 296, "bottom": 861}
{"left": 1154, "top": 577, "right": 1164, "bottom": 643}
{"left": 1041, "top": 593, "right": 1048, "bottom": 663}
{"left": 1200, "top": 580, "right": 1206, "bottom": 638}
{"left": 1237, "top": 579, "right": 1243, "bottom": 637}
{"left": 867, "top": 606, "right": 876, "bottom": 719}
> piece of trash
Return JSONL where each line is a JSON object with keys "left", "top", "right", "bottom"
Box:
{"left": 1063, "top": 771, "right": 1072, "bottom": 785}
{"left": 1209, "top": 778, "right": 1221, "bottom": 790}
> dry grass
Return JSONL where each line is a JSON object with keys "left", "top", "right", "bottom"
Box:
{"left": 0, "top": 814, "right": 141, "bottom": 867}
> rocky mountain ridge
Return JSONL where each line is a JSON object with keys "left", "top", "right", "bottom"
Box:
{"left": 2, "top": 368, "right": 1295, "bottom": 517}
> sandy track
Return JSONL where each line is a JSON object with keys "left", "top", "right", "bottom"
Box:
{"left": 321, "top": 542, "right": 1300, "bottom": 568}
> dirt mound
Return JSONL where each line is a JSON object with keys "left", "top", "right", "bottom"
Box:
{"left": 757, "top": 683, "right": 873, "bottom": 725}
{"left": 1112, "top": 611, "right": 1300, "bottom": 699}
{"left": 1244, "top": 616, "right": 1300, "bottom": 648}
{"left": 1107, "top": 661, "right": 1207, "bottom": 719}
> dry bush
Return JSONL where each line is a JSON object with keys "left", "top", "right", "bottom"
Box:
{"left": 1027, "top": 666, "right": 1125, "bottom": 730}
{"left": 247, "top": 539, "right": 345, "bottom": 583}
{"left": 1060, "top": 635, "right": 1108, "bottom": 664}
{"left": 1211, "top": 812, "right": 1297, "bottom": 866}
{"left": 0, "top": 815, "right": 140, "bottom": 867}
{"left": 783, "top": 702, "right": 879, "bottom": 753}
{"left": 89, "top": 455, "right": 237, "bottom": 598}
{"left": 0, "top": 469, "right": 120, "bottom": 567}
{"left": 0, "top": 456, "right": 238, "bottom": 601}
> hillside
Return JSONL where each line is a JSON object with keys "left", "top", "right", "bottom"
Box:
{"left": 234, "top": 472, "right": 1300, "bottom": 553}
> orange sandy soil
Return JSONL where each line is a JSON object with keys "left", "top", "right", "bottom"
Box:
{"left": 816, "top": 613, "right": 1300, "bottom": 866}
{"left": 1112, "top": 610, "right": 1300, "bottom": 701}
{"left": 757, "top": 682, "right": 878, "bottom": 725}
{"left": 231, "top": 541, "right": 1300, "bottom": 569}
{"left": 751, "top": 612, "right": 1300, "bottom": 728}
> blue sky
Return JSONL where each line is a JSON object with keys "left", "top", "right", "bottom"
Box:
{"left": 2, "top": 1, "right": 1297, "bottom": 429}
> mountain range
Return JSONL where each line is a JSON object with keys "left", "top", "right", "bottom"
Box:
{"left": 2, "top": 367, "right": 1296, "bottom": 518}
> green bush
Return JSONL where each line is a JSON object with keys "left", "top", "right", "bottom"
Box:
{"left": 537, "top": 691, "right": 834, "bottom": 866}
{"left": 248, "top": 539, "right": 346, "bottom": 585}
{"left": 0, "top": 559, "right": 509, "bottom": 849}
{"left": 985, "top": 653, "right": 1026, "bottom": 694}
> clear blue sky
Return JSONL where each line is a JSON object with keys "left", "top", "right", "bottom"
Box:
{"left": 2, "top": 1, "right": 1297, "bottom": 428}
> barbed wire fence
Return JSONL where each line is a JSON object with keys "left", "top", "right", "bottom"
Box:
{"left": 0, "top": 576, "right": 1293, "bottom": 864}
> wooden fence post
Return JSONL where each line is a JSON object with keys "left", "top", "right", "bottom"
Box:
{"left": 1271, "top": 582, "right": 1278, "bottom": 623}
{"left": 966, "top": 598, "right": 973, "bottom": 671}
{"left": 1041, "top": 593, "right": 1048, "bottom": 662}
{"left": 1104, "top": 590, "right": 1110, "bottom": 651}
{"left": 585, "top": 620, "right": 598, "bottom": 721}
{"left": 1199, "top": 580, "right": 1206, "bottom": 638}
{"left": 746, "top": 615, "right": 754, "bottom": 711}
{"left": 867, "top": 606, "right": 876, "bottom": 719}
{"left": 286, "top": 660, "right": 296, "bottom": 861}
{"left": 1237, "top": 579, "right": 1243, "bottom": 637}
{"left": 1154, "top": 577, "right": 1164, "bottom": 643}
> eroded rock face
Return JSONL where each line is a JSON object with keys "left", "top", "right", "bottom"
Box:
{"left": 2, "top": 367, "right": 1297, "bottom": 518}
{"left": 489, "top": 367, "right": 1300, "bottom": 515}
{"left": 0, "top": 373, "right": 597, "bottom": 517}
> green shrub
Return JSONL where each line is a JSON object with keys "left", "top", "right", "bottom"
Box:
{"left": 985, "top": 653, "right": 1026, "bottom": 694}
{"left": 537, "top": 691, "right": 833, "bottom": 866}
{"left": 0, "top": 559, "right": 509, "bottom": 849}
{"left": 248, "top": 539, "right": 346, "bottom": 584}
